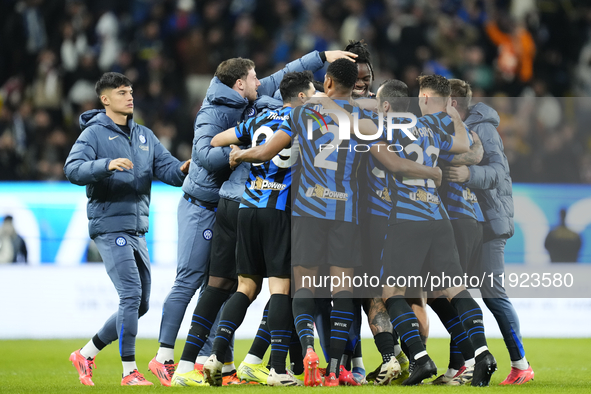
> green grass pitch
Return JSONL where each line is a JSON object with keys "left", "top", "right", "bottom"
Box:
{"left": 1, "top": 338, "right": 590, "bottom": 393}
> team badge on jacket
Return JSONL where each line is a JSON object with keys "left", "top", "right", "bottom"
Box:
{"left": 139, "top": 135, "right": 146, "bottom": 144}
{"left": 115, "top": 236, "right": 127, "bottom": 246}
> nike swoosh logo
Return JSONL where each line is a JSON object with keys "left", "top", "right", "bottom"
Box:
{"left": 109, "top": 136, "right": 119, "bottom": 140}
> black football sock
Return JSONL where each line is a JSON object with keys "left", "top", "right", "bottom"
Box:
{"left": 289, "top": 328, "right": 304, "bottom": 375}
{"left": 327, "top": 292, "right": 354, "bottom": 377}
{"left": 374, "top": 332, "right": 396, "bottom": 363}
{"left": 268, "top": 294, "right": 292, "bottom": 374}
{"left": 450, "top": 290, "right": 489, "bottom": 362}
{"left": 293, "top": 289, "right": 316, "bottom": 351}
{"left": 92, "top": 334, "right": 108, "bottom": 351}
{"left": 449, "top": 340, "right": 465, "bottom": 370}
{"left": 211, "top": 292, "right": 251, "bottom": 360}
{"left": 248, "top": 300, "right": 271, "bottom": 360}
{"left": 386, "top": 296, "right": 428, "bottom": 365}
{"left": 420, "top": 334, "right": 428, "bottom": 348}
{"left": 180, "top": 286, "right": 231, "bottom": 363}
{"left": 430, "top": 296, "right": 475, "bottom": 362}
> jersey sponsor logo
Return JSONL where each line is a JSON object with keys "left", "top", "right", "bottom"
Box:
{"left": 139, "top": 135, "right": 146, "bottom": 144}
{"left": 115, "top": 236, "right": 127, "bottom": 246}
{"left": 305, "top": 184, "right": 348, "bottom": 201}
{"left": 109, "top": 135, "right": 119, "bottom": 141}
{"left": 203, "top": 229, "right": 213, "bottom": 240}
{"left": 409, "top": 189, "right": 440, "bottom": 204}
{"left": 462, "top": 187, "right": 478, "bottom": 203}
{"left": 249, "top": 176, "right": 287, "bottom": 191}
{"left": 376, "top": 187, "right": 392, "bottom": 203}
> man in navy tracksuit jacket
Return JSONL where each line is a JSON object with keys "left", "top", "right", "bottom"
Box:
{"left": 64, "top": 72, "right": 189, "bottom": 386}
{"left": 444, "top": 79, "right": 534, "bottom": 385}
{"left": 152, "top": 50, "right": 358, "bottom": 386}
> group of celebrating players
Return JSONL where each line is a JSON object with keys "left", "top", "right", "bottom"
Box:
{"left": 66, "top": 41, "right": 534, "bottom": 388}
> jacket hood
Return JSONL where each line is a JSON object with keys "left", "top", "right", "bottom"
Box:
{"left": 465, "top": 102, "right": 500, "bottom": 128}
{"left": 79, "top": 109, "right": 137, "bottom": 133}
{"left": 206, "top": 77, "right": 249, "bottom": 108}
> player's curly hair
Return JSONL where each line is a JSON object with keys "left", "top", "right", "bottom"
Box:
{"left": 417, "top": 74, "right": 451, "bottom": 97}
{"left": 215, "top": 57, "right": 255, "bottom": 88}
{"left": 280, "top": 71, "right": 314, "bottom": 100}
{"left": 326, "top": 58, "right": 359, "bottom": 91}
{"left": 345, "top": 39, "right": 374, "bottom": 80}
{"left": 449, "top": 78, "right": 472, "bottom": 111}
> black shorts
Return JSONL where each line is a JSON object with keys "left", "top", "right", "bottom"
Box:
{"left": 451, "top": 219, "right": 484, "bottom": 280}
{"left": 382, "top": 220, "right": 464, "bottom": 290}
{"left": 360, "top": 214, "right": 388, "bottom": 279}
{"left": 209, "top": 198, "right": 239, "bottom": 280}
{"left": 236, "top": 208, "right": 291, "bottom": 277}
{"left": 292, "top": 216, "right": 361, "bottom": 268}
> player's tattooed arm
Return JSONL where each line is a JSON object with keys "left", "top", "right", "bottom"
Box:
{"left": 211, "top": 127, "right": 241, "bottom": 147}
{"left": 229, "top": 130, "right": 291, "bottom": 168}
{"left": 370, "top": 142, "right": 443, "bottom": 187}
{"left": 448, "top": 131, "right": 483, "bottom": 165}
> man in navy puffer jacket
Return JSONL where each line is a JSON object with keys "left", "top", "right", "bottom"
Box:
{"left": 152, "top": 50, "right": 357, "bottom": 386}
{"left": 444, "top": 79, "right": 534, "bottom": 385}
{"left": 65, "top": 72, "right": 189, "bottom": 386}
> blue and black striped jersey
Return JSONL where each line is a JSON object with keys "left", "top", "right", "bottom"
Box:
{"left": 235, "top": 107, "right": 297, "bottom": 211}
{"left": 385, "top": 117, "right": 453, "bottom": 224}
{"left": 361, "top": 153, "right": 392, "bottom": 217}
{"left": 277, "top": 100, "right": 377, "bottom": 223}
{"left": 422, "top": 112, "right": 485, "bottom": 222}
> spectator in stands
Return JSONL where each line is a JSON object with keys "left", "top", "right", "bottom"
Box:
{"left": 545, "top": 208, "right": 582, "bottom": 263}
{"left": 0, "top": 215, "right": 28, "bottom": 264}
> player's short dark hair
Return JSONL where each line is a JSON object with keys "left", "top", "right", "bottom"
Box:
{"left": 377, "top": 79, "right": 410, "bottom": 112}
{"left": 313, "top": 80, "right": 325, "bottom": 93}
{"left": 417, "top": 74, "right": 450, "bottom": 97}
{"left": 326, "top": 58, "right": 358, "bottom": 91}
{"left": 215, "top": 58, "right": 255, "bottom": 88}
{"left": 280, "top": 71, "right": 314, "bottom": 100}
{"left": 345, "top": 40, "right": 374, "bottom": 80}
{"left": 449, "top": 78, "right": 472, "bottom": 111}
{"left": 95, "top": 72, "right": 132, "bottom": 97}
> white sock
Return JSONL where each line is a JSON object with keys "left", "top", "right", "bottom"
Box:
{"left": 122, "top": 361, "right": 138, "bottom": 376}
{"left": 156, "top": 347, "right": 175, "bottom": 363}
{"left": 176, "top": 360, "right": 195, "bottom": 374}
{"left": 414, "top": 350, "right": 428, "bottom": 361}
{"left": 243, "top": 354, "right": 263, "bottom": 365}
{"left": 465, "top": 358, "right": 475, "bottom": 367}
{"left": 444, "top": 368, "right": 458, "bottom": 379}
{"left": 393, "top": 344, "right": 403, "bottom": 357}
{"left": 511, "top": 357, "right": 529, "bottom": 370}
{"left": 352, "top": 357, "right": 364, "bottom": 370}
{"left": 222, "top": 362, "right": 236, "bottom": 373}
{"left": 80, "top": 339, "right": 100, "bottom": 359}
{"left": 475, "top": 346, "right": 488, "bottom": 358}
{"left": 196, "top": 356, "right": 208, "bottom": 365}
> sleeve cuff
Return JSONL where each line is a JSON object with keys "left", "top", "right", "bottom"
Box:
{"left": 319, "top": 51, "right": 327, "bottom": 63}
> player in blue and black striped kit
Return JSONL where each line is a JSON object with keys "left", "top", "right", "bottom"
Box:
{"left": 200, "top": 71, "right": 316, "bottom": 386}
{"left": 230, "top": 59, "right": 444, "bottom": 386}
{"left": 379, "top": 76, "right": 497, "bottom": 386}
{"left": 418, "top": 75, "right": 487, "bottom": 385}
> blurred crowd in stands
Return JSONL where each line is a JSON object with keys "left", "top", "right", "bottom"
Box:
{"left": 1, "top": 0, "right": 591, "bottom": 183}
